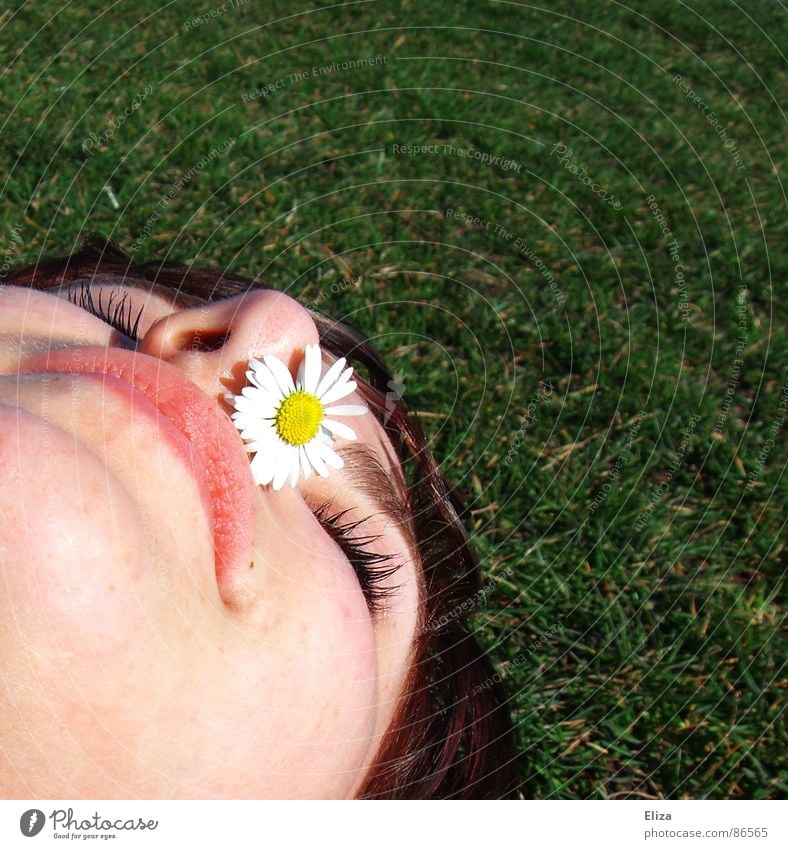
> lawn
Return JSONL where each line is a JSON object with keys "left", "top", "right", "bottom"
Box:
{"left": 1, "top": 0, "right": 784, "bottom": 798}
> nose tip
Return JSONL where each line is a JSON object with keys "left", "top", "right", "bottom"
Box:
{"left": 138, "top": 289, "right": 321, "bottom": 396}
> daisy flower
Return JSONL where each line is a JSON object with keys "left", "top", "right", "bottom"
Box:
{"left": 224, "top": 343, "right": 367, "bottom": 490}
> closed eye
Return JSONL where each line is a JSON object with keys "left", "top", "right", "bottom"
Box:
{"left": 59, "top": 278, "right": 191, "bottom": 343}
{"left": 312, "top": 500, "right": 403, "bottom": 615}
{"left": 66, "top": 280, "right": 146, "bottom": 341}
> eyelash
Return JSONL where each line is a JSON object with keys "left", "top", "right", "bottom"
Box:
{"left": 312, "top": 501, "right": 403, "bottom": 616}
{"left": 66, "top": 280, "right": 145, "bottom": 341}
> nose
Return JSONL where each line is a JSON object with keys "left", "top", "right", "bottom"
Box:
{"left": 137, "top": 289, "right": 321, "bottom": 401}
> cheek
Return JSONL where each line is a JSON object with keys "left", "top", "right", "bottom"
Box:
{"left": 225, "top": 500, "right": 381, "bottom": 796}
{"left": 293, "top": 564, "right": 379, "bottom": 714}
{"left": 258, "top": 532, "right": 378, "bottom": 701}
{"left": 0, "top": 405, "right": 157, "bottom": 660}
{"left": 0, "top": 372, "right": 219, "bottom": 613}
{"left": 0, "top": 406, "right": 229, "bottom": 796}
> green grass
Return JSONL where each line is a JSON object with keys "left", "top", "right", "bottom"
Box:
{"left": 1, "top": 0, "right": 785, "bottom": 798}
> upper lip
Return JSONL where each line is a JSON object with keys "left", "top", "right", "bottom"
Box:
{"left": 21, "top": 346, "right": 256, "bottom": 590}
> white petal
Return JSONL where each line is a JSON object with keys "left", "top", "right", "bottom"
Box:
{"left": 318, "top": 442, "right": 344, "bottom": 470}
{"left": 233, "top": 396, "right": 278, "bottom": 418}
{"left": 271, "top": 464, "right": 288, "bottom": 491}
{"left": 247, "top": 363, "right": 283, "bottom": 399}
{"left": 238, "top": 422, "right": 271, "bottom": 442}
{"left": 244, "top": 438, "right": 273, "bottom": 454}
{"left": 315, "top": 427, "right": 334, "bottom": 445}
{"left": 321, "top": 418, "right": 357, "bottom": 441}
{"left": 232, "top": 414, "right": 274, "bottom": 434}
{"left": 297, "top": 343, "right": 322, "bottom": 394}
{"left": 272, "top": 445, "right": 298, "bottom": 490}
{"left": 244, "top": 371, "right": 265, "bottom": 391}
{"left": 316, "top": 356, "right": 348, "bottom": 398}
{"left": 319, "top": 378, "right": 357, "bottom": 405}
{"left": 299, "top": 446, "right": 312, "bottom": 481}
{"left": 241, "top": 429, "right": 277, "bottom": 448}
{"left": 263, "top": 354, "right": 296, "bottom": 396}
{"left": 237, "top": 422, "right": 276, "bottom": 439}
{"left": 237, "top": 415, "right": 277, "bottom": 432}
{"left": 250, "top": 451, "right": 276, "bottom": 486}
{"left": 240, "top": 422, "right": 276, "bottom": 443}
{"left": 309, "top": 439, "right": 344, "bottom": 471}
{"left": 241, "top": 385, "right": 271, "bottom": 402}
{"left": 246, "top": 424, "right": 276, "bottom": 443}
{"left": 287, "top": 461, "right": 301, "bottom": 488}
{"left": 305, "top": 440, "right": 329, "bottom": 477}
{"left": 323, "top": 404, "right": 367, "bottom": 417}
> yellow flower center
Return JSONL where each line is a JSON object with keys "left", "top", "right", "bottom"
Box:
{"left": 275, "top": 391, "right": 324, "bottom": 446}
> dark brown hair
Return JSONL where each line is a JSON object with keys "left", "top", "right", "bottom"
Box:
{"left": 5, "top": 238, "right": 519, "bottom": 799}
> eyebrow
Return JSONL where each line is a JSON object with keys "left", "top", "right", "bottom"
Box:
{"left": 337, "top": 443, "right": 415, "bottom": 552}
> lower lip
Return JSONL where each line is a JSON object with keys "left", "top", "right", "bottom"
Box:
{"left": 22, "top": 347, "right": 255, "bottom": 590}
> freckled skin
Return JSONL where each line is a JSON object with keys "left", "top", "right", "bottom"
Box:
{"left": 0, "top": 285, "right": 419, "bottom": 798}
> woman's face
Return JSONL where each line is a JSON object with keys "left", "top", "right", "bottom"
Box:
{"left": 0, "top": 280, "right": 421, "bottom": 798}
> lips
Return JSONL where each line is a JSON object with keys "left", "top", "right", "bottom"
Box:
{"left": 22, "top": 347, "right": 256, "bottom": 591}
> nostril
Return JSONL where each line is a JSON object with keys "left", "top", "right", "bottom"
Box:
{"left": 183, "top": 329, "right": 232, "bottom": 353}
